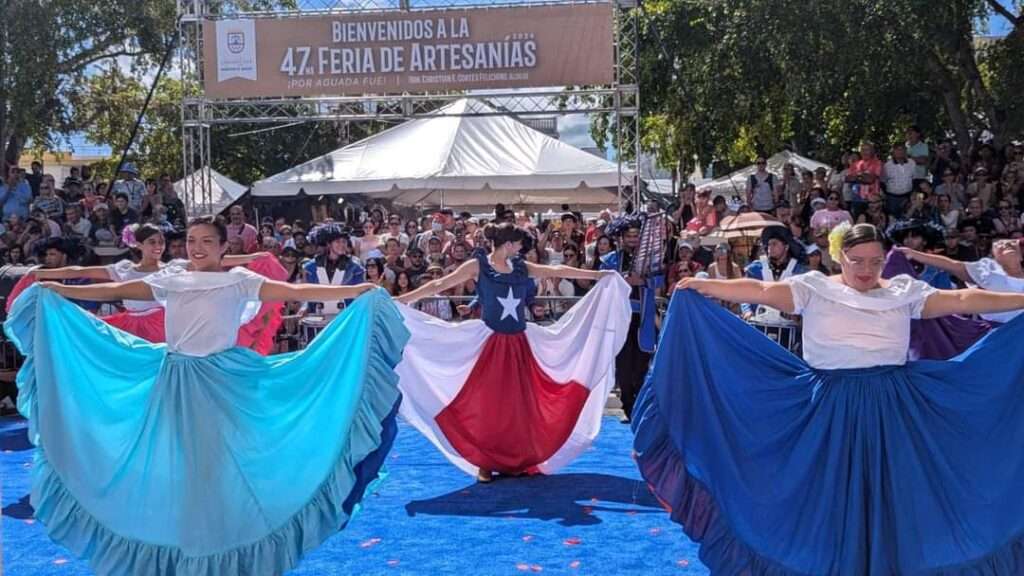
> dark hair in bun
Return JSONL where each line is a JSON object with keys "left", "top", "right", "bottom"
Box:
{"left": 483, "top": 222, "right": 529, "bottom": 247}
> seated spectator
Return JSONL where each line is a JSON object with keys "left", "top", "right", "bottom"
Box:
{"left": 808, "top": 192, "right": 853, "bottom": 231}
{"left": 686, "top": 189, "right": 718, "bottom": 234}
{"left": 416, "top": 264, "right": 453, "bottom": 320}
{"left": 666, "top": 241, "right": 703, "bottom": 290}
{"left": 63, "top": 205, "right": 91, "bottom": 239}
{"left": 937, "top": 193, "right": 960, "bottom": 231}
{"left": 390, "top": 270, "right": 415, "bottom": 297}
{"left": 31, "top": 179, "right": 65, "bottom": 222}
{"left": 89, "top": 203, "right": 117, "bottom": 245}
{"left": 110, "top": 193, "right": 139, "bottom": 235}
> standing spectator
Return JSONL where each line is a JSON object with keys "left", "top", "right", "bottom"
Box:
{"left": 26, "top": 161, "right": 43, "bottom": 196}
{"left": 746, "top": 157, "right": 776, "bottom": 213}
{"left": 847, "top": 142, "right": 883, "bottom": 207}
{"left": 226, "top": 205, "right": 258, "bottom": 253}
{"left": 775, "top": 162, "right": 802, "bottom": 208}
{"left": 883, "top": 143, "right": 916, "bottom": 216}
{"left": 931, "top": 140, "right": 962, "bottom": 187}
{"left": 111, "top": 162, "right": 146, "bottom": 213}
{"left": 415, "top": 214, "right": 454, "bottom": 253}
{"left": 110, "top": 193, "right": 139, "bottom": 236}
{"left": 560, "top": 212, "right": 586, "bottom": 247}
{"left": 905, "top": 125, "right": 931, "bottom": 185}
{"left": 404, "top": 246, "right": 429, "bottom": 283}
{"left": 30, "top": 178, "right": 65, "bottom": 221}
{"left": 545, "top": 229, "right": 566, "bottom": 265}
{"left": 672, "top": 183, "right": 697, "bottom": 228}
{"left": 0, "top": 164, "right": 32, "bottom": 220}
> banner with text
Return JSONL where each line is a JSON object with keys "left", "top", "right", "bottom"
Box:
{"left": 202, "top": 4, "right": 614, "bottom": 98}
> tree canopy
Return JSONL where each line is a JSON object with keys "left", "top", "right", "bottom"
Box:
{"left": 634, "top": 0, "right": 1023, "bottom": 175}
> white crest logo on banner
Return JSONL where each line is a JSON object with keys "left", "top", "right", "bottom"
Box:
{"left": 216, "top": 19, "right": 257, "bottom": 81}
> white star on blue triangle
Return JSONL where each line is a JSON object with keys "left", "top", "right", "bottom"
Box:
{"left": 497, "top": 286, "right": 520, "bottom": 322}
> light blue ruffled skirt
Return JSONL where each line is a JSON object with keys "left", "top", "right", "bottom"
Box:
{"left": 4, "top": 285, "right": 409, "bottom": 576}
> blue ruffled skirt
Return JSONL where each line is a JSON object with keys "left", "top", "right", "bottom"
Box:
{"left": 4, "top": 285, "right": 409, "bottom": 576}
{"left": 633, "top": 289, "right": 1024, "bottom": 575}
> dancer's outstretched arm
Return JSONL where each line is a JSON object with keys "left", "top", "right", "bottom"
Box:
{"left": 259, "top": 280, "right": 376, "bottom": 303}
{"left": 40, "top": 280, "right": 154, "bottom": 301}
{"left": 395, "top": 259, "right": 479, "bottom": 305}
{"left": 893, "top": 247, "right": 969, "bottom": 282}
{"left": 34, "top": 265, "right": 114, "bottom": 282}
{"left": 921, "top": 289, "right": 1024, "bottom": 319}
{"left": 525, "top": 262, "right": 617, "bottom": 281}
{"left": 676, "top": 277, "right": 796, "bottom": 314}
{"left": 223, "top": 252, "right": 272, "bottom": 268}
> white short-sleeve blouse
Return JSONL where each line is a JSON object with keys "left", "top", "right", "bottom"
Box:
{"left": 143, "top": 265, "right": 265, "bottom": 357}
{"left": 785, "top": 272, "right": 937, "bottom": 369}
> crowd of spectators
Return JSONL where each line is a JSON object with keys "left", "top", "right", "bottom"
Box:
{"left": 1, "top": 131, "right": 1021, "bottom": 322}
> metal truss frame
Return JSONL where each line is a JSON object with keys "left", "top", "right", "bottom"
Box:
{"left": 177, "top": 0, "right": 639, "bottom": 215}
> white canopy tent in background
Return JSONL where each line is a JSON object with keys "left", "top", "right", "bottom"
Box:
{"left": 699, "top": 151, "right": 831, "bottom": 199}
{"left": 175, "top": 167, "right": 248, "bottom": 216}
{"left": 252, "top": 99, "right": 630, "bottom": 210}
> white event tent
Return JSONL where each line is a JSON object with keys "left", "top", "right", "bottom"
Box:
{"left": 252, "top": 99, "right": 630, "bottom": 210}
{"left": 699, "top": 151, "right": 831, "bottom": 199}
{"left": 174, "top": 167, "right": 248, "bottom": 216}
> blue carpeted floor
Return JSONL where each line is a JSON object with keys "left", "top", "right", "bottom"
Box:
{"left": 1, "top": 416, "right": 707, "bottom": 575}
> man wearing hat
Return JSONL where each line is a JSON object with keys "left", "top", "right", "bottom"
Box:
{"left": 600, "top": 215, "right": 665, "bottom": 423}
{"left": 741, "top": 225, "right": 808, "bottom": 320}
{"left": 302, "top": 223, "right": 365, "bottom": 315}
{"left": 34, "top": 237, "right": 99, "bottom": 312}
{"left": 112, "top": 162, "right": 146, "bottom": 213}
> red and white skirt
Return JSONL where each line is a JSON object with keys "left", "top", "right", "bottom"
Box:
{"left": 396, "top": 275, "right": 631, "bottom": 476}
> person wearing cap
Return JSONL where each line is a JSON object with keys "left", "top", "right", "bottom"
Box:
{"left": 740, "top": 225, "right": 808, "bottom": 320}
{"left": 415, "top": 212, "right": 454, "bottom": 254}
{"left": 666, "top": 240, "right": 703, "bottom": 289}
{"left": 416, "top": 263, "right": 454, "bottom": 320}
{"left": 111, "top": 161, "right": 146, "bottom": 213}
{"left": 809, "top": 190, "right": 853, "bottom": 232}
{"left": 302, "top": 223, "right": 366, "bottom": 316}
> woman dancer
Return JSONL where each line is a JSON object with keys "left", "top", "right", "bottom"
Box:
{"left": 897, "top": 237, "right": 1024, "bottom": 324}
{"left": 633, "top": 222, "right": 1024, "bottom": 574}
{"left": 4, "top": 216, "right": 408, "bottom": 576}
{"left": 15, "top": 223, "right": 287, "bottom": 353}
{"left": 394, "top": 223, "right": 630, "bottom": 482}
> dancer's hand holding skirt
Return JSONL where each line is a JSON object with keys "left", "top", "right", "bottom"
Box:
{"left": 4, "top": 284, "right": 409, "bottom": 576}
{"left": 633, "top": 289, "right": 1024, "bottom": 575}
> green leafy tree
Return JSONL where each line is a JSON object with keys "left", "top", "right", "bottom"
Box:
{"left": 636, "top": 0, "right": 1023, "bottom": 175}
